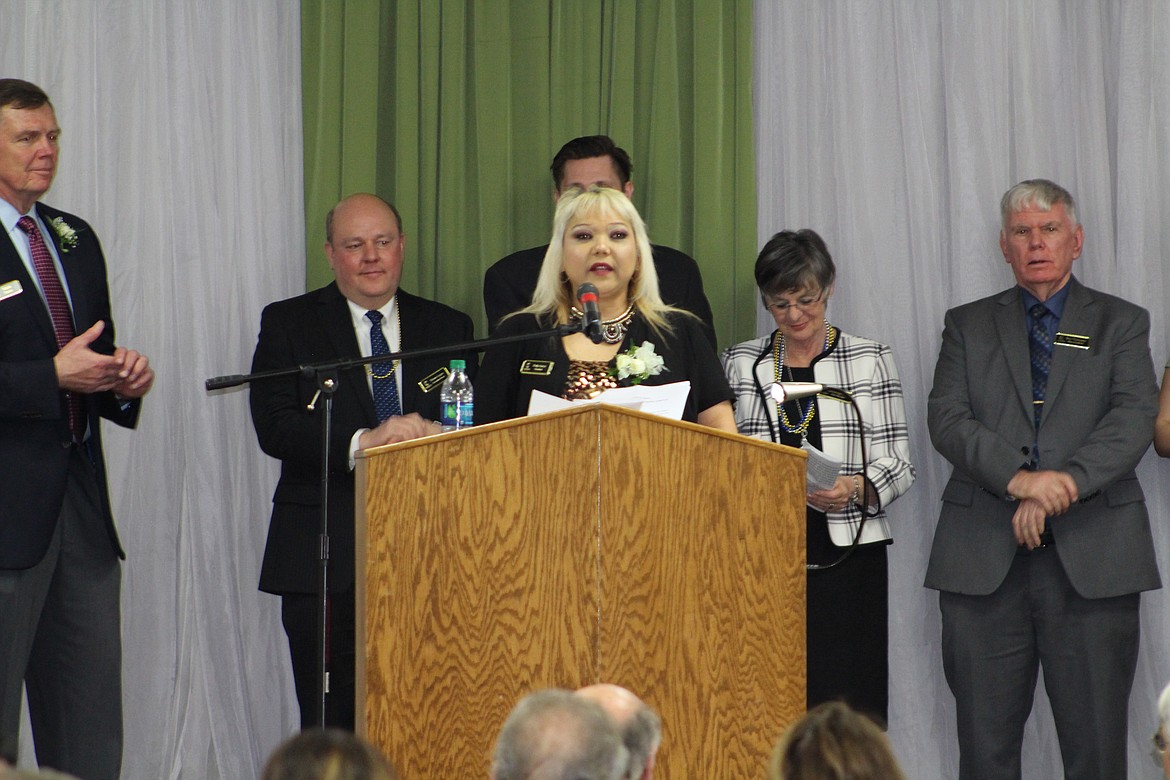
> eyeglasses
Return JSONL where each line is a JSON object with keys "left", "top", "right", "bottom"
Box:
{"left": 1151, "top": 728, "right": 1167, "bottom": 768}
{"left": 763, "top": 290, "right": 826, "bottom": 315}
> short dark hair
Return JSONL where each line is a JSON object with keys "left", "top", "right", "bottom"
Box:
{"left": 550, "top": 135, "right": 633, "bottom": 190}
{"left": 0, "top": 79, "right": 52, "bottom": 113}
{"left": 755, "top": 229, "right": 836, "bottom": 299}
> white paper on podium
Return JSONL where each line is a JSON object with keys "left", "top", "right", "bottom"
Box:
{"left": 526, "top": 381, "right": 692, "bottom": 421}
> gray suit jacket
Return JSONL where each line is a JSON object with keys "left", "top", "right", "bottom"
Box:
{"left": 925, "top": 276, "right": 1160, "bottom": 598}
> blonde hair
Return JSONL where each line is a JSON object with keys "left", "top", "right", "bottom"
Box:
{"left": 520, "top": 186, "right": 681, "bottom": 336}
{"left": 768, "top": 702, "right": 905, "bottom": 780}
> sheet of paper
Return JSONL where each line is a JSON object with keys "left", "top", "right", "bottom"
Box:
{"left": 802, "top": 440, "right": 843, "bottom": 493}
{"left": 526, "top": 381, "right": 692, "bottom": 421}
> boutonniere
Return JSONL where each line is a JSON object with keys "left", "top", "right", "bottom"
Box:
{"left": 610, "top": 341, "right": 667, "bottom": 385}
{"left": 49, "top": 217, "right": 79, "bottom": 254}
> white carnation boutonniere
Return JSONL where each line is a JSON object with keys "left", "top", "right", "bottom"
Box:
{"left": 49, "top": 217, "right": 79, "bottom": 254}
{"left": 610, "top": 341, "right": 667, "bottom": 385}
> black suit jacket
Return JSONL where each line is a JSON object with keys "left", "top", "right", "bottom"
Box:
{"left": 249, "top": 283, "right": 476, "bottom": 594}
{"left": 0, "top": 203, "right": 139, "bottom": 569}
{"left": 482, "top": 243, "right": 717, "bottom": 348}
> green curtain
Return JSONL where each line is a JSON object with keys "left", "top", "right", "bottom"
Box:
{"left": 302, "top": 0, "right": 757, "bottom": 347}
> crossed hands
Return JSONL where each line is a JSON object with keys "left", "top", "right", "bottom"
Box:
{"left": 1006, "top": 469, "right": 1078, "bottom": 549}
{"left": 54, "top": 321, "right": 154, "bottom": 399}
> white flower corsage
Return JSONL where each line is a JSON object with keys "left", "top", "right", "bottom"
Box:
{"left": 49, "top": 217, "right": 79, "bottom": 254}
{"left": 610, "top": 341, "right": 667, "bottom": 385}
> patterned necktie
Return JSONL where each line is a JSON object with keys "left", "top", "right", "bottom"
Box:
{"left": 1028, "top": 303, "right": 1053, "bottom": 430}
{"left": 366, "top": 310, "right": 401, "bottom": 422}
{"left": 18, "top": 216, "right": 85, "bottom": 440}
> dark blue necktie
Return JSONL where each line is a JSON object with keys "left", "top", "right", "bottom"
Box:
{"left": 1028, "top": 303, "right": 1053, "bottom": 428}
{"left": 366, "top": 310, "right": 401, "bottom": 422}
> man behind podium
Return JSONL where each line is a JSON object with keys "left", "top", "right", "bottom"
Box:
{"left": 250, "top": 193, "right": 476, "bottom": 728}
{"left": 482, "top": 135, "right": 716, "bottom": 347}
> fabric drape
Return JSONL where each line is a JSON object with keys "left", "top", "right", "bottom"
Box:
{"left": 301, "top": 0, "right": 758, "bottom": 345}
{"left": 755, "top": 2, "right": 1170, "bottom": 776}
{"left": 2, "top": 2, "right": 304, "bottom": 777}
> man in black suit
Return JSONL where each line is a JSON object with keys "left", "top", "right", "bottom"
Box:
{"left": 482, "top": 135, "right": 716, "bottom": 347}
{"left": 0, "top": 79, "right": 154, "bottom": 779}
{"left": 250, "top": 193, "right": 476, "bottom": 729}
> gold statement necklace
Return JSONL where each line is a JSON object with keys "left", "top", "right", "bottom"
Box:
{"left": 569, "top": 303, "right": 636, "bottom": 344}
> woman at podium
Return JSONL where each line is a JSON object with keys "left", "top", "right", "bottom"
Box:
{"left": 476, "top": 186, "right": 735, "bottom": 431}
{"left": 721, "top": 229, "right": 915, "bottom": 725}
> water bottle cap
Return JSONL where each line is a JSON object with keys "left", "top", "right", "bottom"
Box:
{"left": 449, "top": 359, "right": 466, "bottom": 370}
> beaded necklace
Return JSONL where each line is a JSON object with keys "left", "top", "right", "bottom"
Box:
{"left": 772, "top": 321, "right": 835, "bottom": 437}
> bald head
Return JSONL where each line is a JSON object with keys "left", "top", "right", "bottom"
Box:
{"left": 492, "top": 689, "right": 627, "bottom": 780}
{"left": 576, "top": 685, "right": 661, "bottom": 780}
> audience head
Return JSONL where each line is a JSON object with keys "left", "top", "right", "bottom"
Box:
{"left": 1156, "top": 680, "right": 1170, "bottom": 778}
{"left": 575, "top": 684, "right": 662, "bottom": 780}
{"left": 0, "top": 78, "right": 59, "bottom": 214}
{"left": 550, "top": 136, "right": 634, "bottom": 199}
{"left": 323, "top": 193, "right": 405, "bottom": 310}
{"left": 768, "top": 702, "right": 904, "bottom": 780}
{"left": 491, "top": 688, "right": 628, "bottom": 780}
{"left": 260, "top": 728, "right": 396, "bottom": 780}
{"left": 527, "top": 185, "right": 673, "bottom": 333}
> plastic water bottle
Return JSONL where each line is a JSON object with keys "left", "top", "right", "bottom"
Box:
{"left": 439, "top": 359, "right": 473, "bottom": 432}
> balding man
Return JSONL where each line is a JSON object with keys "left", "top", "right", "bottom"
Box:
{"left": 576, "top": 684, "right": 661, "bottom": 780}
{"left": 491, "top": 689, "right": 627, "bottom": 780}
{"left": 250, "top": 193, "right": 476, "bottom": 728}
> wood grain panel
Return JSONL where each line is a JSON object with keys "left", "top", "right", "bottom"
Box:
{"left": 359, "top": 412, "right": 601, "bottom": 777}
{"left": 356, "top": 406, "right": 805, "bottom": 779}
{"left": 598, "top": 412, "right": 805, "bottom": 779}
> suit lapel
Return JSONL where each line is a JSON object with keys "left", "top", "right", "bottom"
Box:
{"left": 1041, "top": 278, "right": 1091, "bottom": 426}
{"left": 315, "top": 284, "right": 378, "bottom": 424}
{"left": 992, "top": 287, "right": 1034, "bottom": 421}
{"left": 0, "top": 210, "right": 58, "bottom": 349}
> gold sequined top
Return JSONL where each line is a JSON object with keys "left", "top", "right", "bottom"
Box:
{"left": 565, "top": 359, "right": 619, "bottom": 400}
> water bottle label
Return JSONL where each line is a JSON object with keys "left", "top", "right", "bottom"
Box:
{"left": 440, "top": 401, "right": 474, "bottom": 429}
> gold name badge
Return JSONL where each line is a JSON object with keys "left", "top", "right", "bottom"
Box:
{"left": 417, "top": 367, "right": 449, "bottom": 393}
{"left": 520, "top": 359, "right": 554, "bottom": 376}
{"left": 0, "top": 280, "right": 24, "bottom": 302}
{"left": 1054, "top": 332, "right": 1090, "bottom": 350}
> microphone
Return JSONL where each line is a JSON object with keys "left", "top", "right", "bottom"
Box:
{"left": 577, "top": 283, "right": 603, "bottom": 344}
{"left": 770, "top": 382, "right": 823, "bottom": 403}
{"left": 770, "top": 382, "right": 853, "bottom": 403}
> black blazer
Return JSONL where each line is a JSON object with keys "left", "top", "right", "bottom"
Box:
{"left": 249, "top": 283, "right": 476, "bottom": 594}
{"left": 482, "top": 242, "right": 717, "bottom": 348}
{"left": 0, "top": 203, "right": 139, "bottom": 569}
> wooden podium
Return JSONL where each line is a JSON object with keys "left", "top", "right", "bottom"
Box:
{"left": 355, "top": 405, "right": 806, "bottom": 778}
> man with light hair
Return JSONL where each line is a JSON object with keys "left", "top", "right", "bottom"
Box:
{"left": 576, "top": 684, "right": 661, "bottom": 779}
{"left": 491, "top": 688, "right": 627, "bottom": 780}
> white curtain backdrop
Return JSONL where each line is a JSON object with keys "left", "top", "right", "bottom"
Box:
{"left": 2, "top": 2, "right": 304, "bottom": 777}
{"left": 755, "top": 1, "right": 1170, "bottom": 777}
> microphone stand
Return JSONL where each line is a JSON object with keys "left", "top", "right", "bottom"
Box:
{"left": 206, "top": 321, "right": 583, "bottom": 728}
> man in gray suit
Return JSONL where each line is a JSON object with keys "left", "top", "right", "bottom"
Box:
{"left": 926, "top": 179, "right": 1160, "bottom": 780}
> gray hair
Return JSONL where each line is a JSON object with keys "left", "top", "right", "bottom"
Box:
{"left": 619, "top": 704, "right": 661, "bottom": 780}
{"left": 754, "top": 229, "right": 836, "bottom": 300}
{"left": 492, "top": 689, "right": 628, "bottom": 780}
{"left": 1000, "top": 179, "right": 1078, "bottom": 229}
